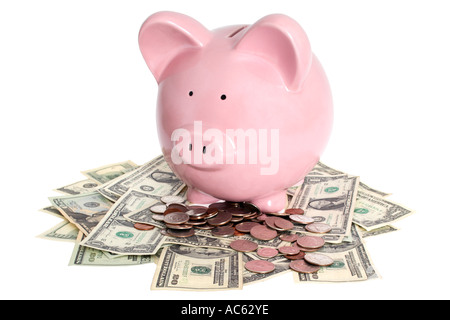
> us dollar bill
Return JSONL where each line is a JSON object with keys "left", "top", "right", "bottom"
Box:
{"left": 352, "top": 190, "right": 414, "bottom": 231}
{"left": 37, "top": 220, "right": 79, "bottom": 242}
{"left": 39, "top": 206, "right": 65, "bottom": 219}
{"left": 288, "top": 174, "right": 360, "bottom": 243}
{"left": 81, "top": 160, "right": 139, "bottom": 184}
{"left": 48, "top": 191, "right": 114, "bottom": 235}
{"left": 54, "top": 179, "right": 100, "bottom": 195}
{"left": 151, "top": 244, "right": 243, "bottom": 290}
{"left": 69, "top": 232, "right": 155, "bottom": 266}
{"left": 294, "top": 224, "right": 379, "bottom": 282}
{"left": 80, "top": 189, "right": 166, "bottom": 255}
{"left": 356, "top": 224, "right": 398, "bottom": 238}
{"left": 97, "top": 155, "right": 185, "bottom": 201}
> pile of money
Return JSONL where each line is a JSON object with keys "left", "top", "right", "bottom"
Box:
{"left": 38, "top": 155, "right": 414, "bottom": 290}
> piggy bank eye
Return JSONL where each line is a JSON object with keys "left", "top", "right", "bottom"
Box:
{"left": 189, "top": 91, "right": 193, "bottom": 96}
{"left": 220, "top": 94, "right": 226, "bottom": 100}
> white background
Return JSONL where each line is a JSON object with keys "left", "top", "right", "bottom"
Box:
{"left": 1, "top": 0, "right": 449, "bottom": 300}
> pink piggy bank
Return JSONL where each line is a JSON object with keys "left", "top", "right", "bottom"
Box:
{"left": 138, "top": 11, "right": 333, "bottom": 212}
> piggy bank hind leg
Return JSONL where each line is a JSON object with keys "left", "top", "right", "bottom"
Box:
{"left": 187, "top": 187, "right": 221, "bottom": 205}
{"left": 251, "top": 191, "right": 288, "bottom": 213}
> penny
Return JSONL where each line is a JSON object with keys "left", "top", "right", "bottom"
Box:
{"left": 226, "top": 206, "right": 251, "bottom": 217}
{"left": 167, "top": 203, "right": 188, "bottom": 212}
{"left": 297, "top": 236, "right": 325, "bottom": 249}
{"left": 166, "top": 228, "right": 195, "bottom": 238}
{"left": 250, "top": 225, "right": 278, "bottom": 241}
{"left": 133, "top": 223, "right": 155, "bottom": 231}
{"left": 257, "top": 214, "right": 268, "bottom": 221}
{"left": 208, "top": 202, "right": 230, "bottom": 210}
{"left": 186, "top": 219, "right": 206, "bottom": 226}
{"left": 230, "top": 239, "right": 258, "bottom": 252}
{"left": 278, "top": 246, "right": 301, "bottom": 255}
{"left": 235, "top": 221, "right": 260, "bottom": 233}
{"left": 160, "top": 195, "right": 185, "bottom": 204}
{"left": 211, "top": 225, "right": 235, "bottom": 237}
{"left": 264, "top": 217, "right": 285, "bottom": 231}
{"left": 283, "top": 251, "right": 306, "bottom": 260}
{"left": 164, "top": 207, "right": 184, "bottom": 215}
{"left": 163, "top": 212, "right": 189, "bottom": 225}
{"left": 165, "top": 223, "right": 192, "bottom": 230}
{"left": 267, "top": 211, "right": 290, "bottom": 217}
{"left": 274, "top": 218, "right": 294, "bottom": 231}
{"left": 207, "top": 211, "right": 232, "bottom": 226}
{"left": 279, "top": 233, "right": 299, "bottom": 242}
{"left": 203, "top": 207, "right": 219, "bottom": 219}
{"left": 230, "top": 216, "right": 244, "bottom": 223}
{"left": 289, "top": 259, "right": 320, "bottom": 273}
{"left": 305, "top": 222, "right": 332, "bottom": 234}
{"left": 256, "top": 247, "right": 279, "bottom": 259}
{"left": 186, "top": 207, "right": 208, "bottom": 217}
{"left": 194, "top": 224, "right": 215, "bottom": 230}
{"left": 245, "top": 260, "right": 275, "bottom": 274}
{"left": 188, "top": 205, "right": 208, "bottom": 210}
{"left": 242, "top": 202, "right": 261, "bottom": 215}
{"left": 285, "top": 208, "right": 304, "bottom": 215}
{"left": 304, "top": 253, "right": 334, "bottom": 266}
{"left": 150, "top": 204, "right": 166, "bottom": 214}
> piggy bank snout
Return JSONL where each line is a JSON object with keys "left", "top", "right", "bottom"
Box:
{"left": 171, "top": 125, "right": 234, "bottom": 170}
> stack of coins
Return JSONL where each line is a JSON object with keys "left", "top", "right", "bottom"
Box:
{"left": 138, "top": 197, "right": 334, "bottom": 274}
{"left": 145, "top": 198, "right": 264, "bottom": 238}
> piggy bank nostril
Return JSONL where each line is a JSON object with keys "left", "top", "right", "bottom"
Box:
{"left": 189, "top": 143, "right": 192, "bottom": 151}
{"left": 202, "top": 146, "right": 206, "bottom": 154}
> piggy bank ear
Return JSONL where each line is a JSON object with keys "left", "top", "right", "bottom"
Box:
{"left": 234, "top": 14, "right": 312, "bottom": 92}
{"left": 138, "top": 11, "right": 211, "bottom": 83}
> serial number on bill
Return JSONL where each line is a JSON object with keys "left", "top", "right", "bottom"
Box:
{"left": 181, "top": 304, "right": 269, "bottom": 317}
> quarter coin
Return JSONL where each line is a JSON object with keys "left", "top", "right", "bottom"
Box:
{"left": 304, "top": 253, "right": 334, "bottom": 266}
{"left": 166, "top": 228, "right": 195, "bottom": 238}
{"left": 305, "top": 222, "right": 332, "bottom": 234}
{"left": 163, "top": 212, "right": 189, "bottom": 225}
{"left": 150, "top": 204, "right": 166, "bottom": 214}
{"left": 289, "top": 215, "right": 315, "bottom": 224}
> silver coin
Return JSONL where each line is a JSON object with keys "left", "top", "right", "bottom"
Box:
{"left": 150, "top": 204, "right": 167, "bottom": 214}
{"left": 289, "top": 214, "right": 315, "bottom": 224}
{"left": 160, "top": 195, "right": 185, "bottom": 204}
{"left": 305, "top": 222, "right": 332, "bottom": 233}
{"left": 151, "top": 214, "right": 165, "bottom": 221}
{"left": 304, "top": 252, "right": 334, "bottom": 266}
{"left": 163, "top": 212, "right": 189, "bottom": 225}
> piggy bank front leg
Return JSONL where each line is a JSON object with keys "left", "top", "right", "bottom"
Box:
{"left": 251, "top": 191, "right": 288, "bottom": 213}
{"left": 187, "top": 187, "right": 221, "bottom": 205}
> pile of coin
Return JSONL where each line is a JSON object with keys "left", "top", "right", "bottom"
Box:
{"left": 139, "top": 196, "right": 335, "bottom": 274}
